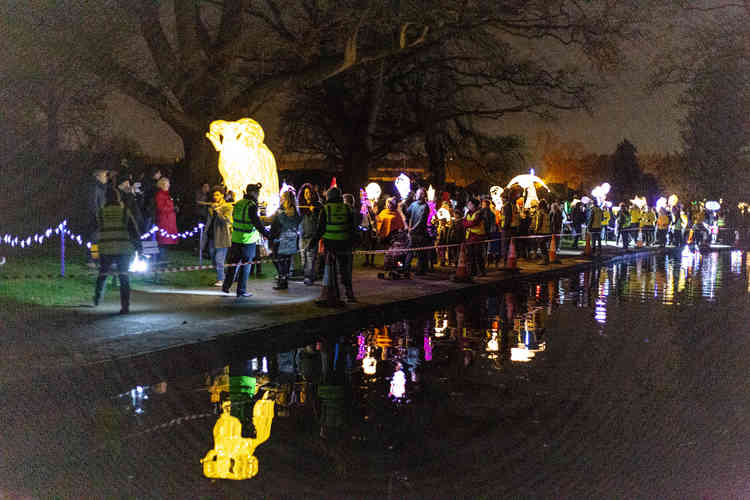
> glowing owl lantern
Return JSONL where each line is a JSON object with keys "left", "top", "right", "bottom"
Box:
{"left": 395, "top": 173, "right": 411, "bottom": 200}
{"left": 206, "top": 118, "right": 279, "bottom": 209}
{"left": 201, "top": 398, "right": 275, "bottom": 480}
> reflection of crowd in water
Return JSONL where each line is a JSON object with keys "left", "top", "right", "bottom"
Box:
{"left": 202, "top": 289, "right": 555, "bottom": 443}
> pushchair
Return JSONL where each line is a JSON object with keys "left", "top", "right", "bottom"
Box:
{"left": 378, "top": 230, "right": 411, "bottom": 280}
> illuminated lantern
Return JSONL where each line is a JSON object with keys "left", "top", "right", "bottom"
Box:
{"left": 486, "top": 332, "right": 499, "bottom": 352}
{"left": 510, "top": 346, "right": 534, "bottom": 362}
{"left": 201, "top": 398, "right": 275, "bottom": 480}
{"left": 362, "top": 348, "right": 377, "bottom": 375}
{"left": 490, "top": 185, "right": 504, "bottom": 207}
{"left": 395, "top": 173, "right": 411, "bottom": 199}
{"left": 427, "top": 185, "right": 436, "bottom": 202}
{"left": 424, "top": 335, "right": 433, "bottom": 361}
{"left": 365, "top": 182, "right": 381, "bottom": 203}
{"left": 206, "top": 118, "right": 279, "bottom": 208}
{"left": 506, "top": 169, "right": 550, "bottom": 209}
{"left": 128, "top": 252, "right": 148, "bottom": 273}
{"left": 436, "top": 207, "right": 451, "bottom": 222}
{"left": 668, "top": 194, "right": 679, "bottom": 207}
{"left": 656, "top": 197, "right": 667, "bottom": 211}
{"left": 630, "top": 196, "right": 647, "bottom": 209}
{"left": 591, "top": 182, "right": 611, "bottom": 204}
{"left": 706, "top": 200, "right": 721, "bottom": 211}
{"left": 389, "top": 368, "right": 406, "bottom": 398}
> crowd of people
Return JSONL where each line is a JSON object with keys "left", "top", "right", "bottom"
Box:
{"left": 86, "top": 166, "right": 736, "bottom": 313}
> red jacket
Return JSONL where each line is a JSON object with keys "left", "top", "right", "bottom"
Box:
{"left": 155, "top": 189, "right": 178, "bottom": 245}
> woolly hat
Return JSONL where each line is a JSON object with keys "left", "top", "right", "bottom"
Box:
{"left": 327, "top": 186, "right": 342, "bottom": 201}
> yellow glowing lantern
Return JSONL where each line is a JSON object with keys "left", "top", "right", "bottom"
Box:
{"left": 668, "top": 195, "right": 679, "bottom": 208}
{"left": 201, "top": 398, "right": 275, "bottom": 480}
{"left": 206, "top": 118, "right": 279, "bottom": 208}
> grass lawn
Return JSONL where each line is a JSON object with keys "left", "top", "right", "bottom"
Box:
{"left": 0, "top": 242, "right": 388, "bottom": 309}
{"left": 0, "top": 245, "right": 223, "bottom": 307}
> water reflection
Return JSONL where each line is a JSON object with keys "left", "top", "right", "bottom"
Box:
{"left": 18, "top": 251, "right": 747, "bottom": 496}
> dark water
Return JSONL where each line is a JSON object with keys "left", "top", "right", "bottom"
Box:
{"left": 3, "top": 250, "right": 750, "bottom": 498}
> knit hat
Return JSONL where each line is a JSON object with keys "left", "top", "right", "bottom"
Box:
{"left": 327, "top": 186, "right": 342, "bottom": 201}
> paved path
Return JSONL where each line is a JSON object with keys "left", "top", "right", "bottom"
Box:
{"left": 0, "top": 245, "right": 661, "bottom": 382}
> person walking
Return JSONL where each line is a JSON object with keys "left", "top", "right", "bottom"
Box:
{"left": 550, "top": 201, "right": 564, "bottom": 252}
{"left": 154, "top": 177, "right": 178, "bottom": 263}
{"left": 270, "top": 191, "right": 302, "bottom": 290}
{"left": 315, "top": 186, "right": 357, "bottom": 305}
{"left": 206, "top": 187, "right": 233, "bottom": 286}
{"left": 297, "top": 183, "right": 322, "bottom": 286}
{"left": 222, "top": 183, "right": 271, "bottom": 297}
{"left": 93, "top": 187, "right": 140, "bottom": 314}
{"left": 86, "top": 168, "right": 108, "bottom": 267}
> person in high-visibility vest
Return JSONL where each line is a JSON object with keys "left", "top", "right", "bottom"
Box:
{"left": 656, "top": 207, "right": 670, "bottom": 247}
{"left": 315, "top": 186, "right": 357, "bottom": 304}
{"left": 628, "top": 202, "right": 641, "bottom": 244}
{"left": 588, "top": 201, "right": 603, "bottom": 256}
{"left": 222, "top": 183, "right": 271, "bottom": 297}
{"left": 601, "top": 206, "right": 611, "bottom": 244}
{"left": 93, "top": 187, "right": 141, "bottom": 314}
{"left": 640, "top": 207, "right": 656, "bottom": 246}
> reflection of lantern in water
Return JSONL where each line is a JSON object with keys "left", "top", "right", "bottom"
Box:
{"left": 206, "top": 118, "right": 279, "bottom": 209}
{"left": 424, "top": 335, "right": 433, "bottom": 361}
{"left": 362, "top": 348, "right": 377, "bottom": 375}
{"left": 389, "top": 367, "right": 406, "bottom": 399}
{"left": 201, "top": 398, "right": 275, "bottom": 480}
{"left": 356, "top": 334, "right": 367, "bottom": 360}
{"left": 486, "top": 331, "right": 499, "bottom": 352}
{"left": 433, "top": 311, "right": 448, "bottom": 337}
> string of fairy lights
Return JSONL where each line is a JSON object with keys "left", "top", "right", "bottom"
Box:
{"left": 1, "top": 220, "right": 205, "bottom": 249}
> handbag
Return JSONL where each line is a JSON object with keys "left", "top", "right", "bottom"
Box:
{"left": 278, "top": 229, "right": 298, "bottom": 255}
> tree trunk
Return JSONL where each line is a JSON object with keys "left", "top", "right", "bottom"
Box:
{"left": 46, "top": 86, "right": 59, "bottom": 168}
{"left": 340, "top": 150, "right": 371, "bottom": 195}
{"left": 425, "top": 132, "right": 446, "bottom": 188}
{"left": 182, "top": 132, "right": 219, "bottom": 190}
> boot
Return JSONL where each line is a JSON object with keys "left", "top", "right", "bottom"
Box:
{"left": 315, "top": 286, "right": 330, "bottom": 305}
{"left": 273, "top": 276, "right": 284, "bottom": 290}
{"left": 345, "top": 287, "right": 357, "bottom": 303}
{"left": 93, "top": 275, "right": 106, "bottom": 306}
